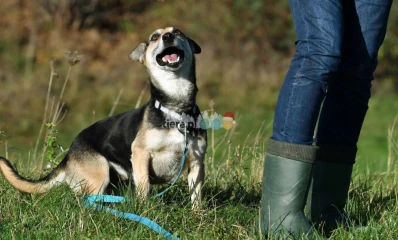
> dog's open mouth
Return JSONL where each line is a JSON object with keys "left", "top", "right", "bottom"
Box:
{"left": 156, "top": 47, "right": 185, "bottom": 68}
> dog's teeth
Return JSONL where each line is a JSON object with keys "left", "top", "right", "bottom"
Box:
{"left": 162, "top": 53, "right": 179, "bottom": 64}
{"left": 167, "top": 56, "right": 180, "bottom": 64}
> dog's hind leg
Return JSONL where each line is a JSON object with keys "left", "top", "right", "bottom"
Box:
{"left": 65, "top": 154, "right": 110, "bottom": 194}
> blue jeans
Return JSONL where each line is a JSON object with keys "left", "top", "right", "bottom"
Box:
{"left": 272, "top": 0, "right": 393, "bottom": 147}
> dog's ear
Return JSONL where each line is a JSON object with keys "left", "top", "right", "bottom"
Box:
{"left": 188, "top": 38, "right": 201, "bottom": 54}
{"left": 129, "top": 42, "right": 147, "bottom": 63}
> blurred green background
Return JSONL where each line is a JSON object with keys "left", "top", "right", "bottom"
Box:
{"left": 0, "top": 0, "right": 397, "bottom": 176}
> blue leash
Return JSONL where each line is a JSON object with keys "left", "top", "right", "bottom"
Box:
{"left": 84, "top": 195, "right": 178, "bottom": 239}
{"left": 84, "top": 127, "right": 189, "bottom": 239}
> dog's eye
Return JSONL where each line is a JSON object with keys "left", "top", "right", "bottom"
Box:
{"left": 173, "top": 30, "right": 181, "bottom": 35}
{"left": 150, "top": 34, "right": 160, "bottom": 41}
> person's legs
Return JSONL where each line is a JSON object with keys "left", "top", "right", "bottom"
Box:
{"left": 309, "top": 0, "right": 393, "bottom": 233}
{"left": 260, "top": 0, "right": 345, "bottom": 237}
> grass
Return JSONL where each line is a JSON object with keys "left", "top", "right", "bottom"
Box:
{"left": 0, "top": 156, "right": 397, "bottom": 239}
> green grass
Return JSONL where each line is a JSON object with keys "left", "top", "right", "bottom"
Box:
{"left": 355, "top": 94, "right": 398, "bottom": 173}
{"left": 0, "top": 158, "right": 397, "bottom": 239}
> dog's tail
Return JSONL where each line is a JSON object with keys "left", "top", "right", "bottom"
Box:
{"left": 0, "top": 156, "right": 66, "bottom": 193}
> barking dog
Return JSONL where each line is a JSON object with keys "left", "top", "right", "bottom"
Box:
{"left": 0, "top": 27, "right": 207, "bottom": 206}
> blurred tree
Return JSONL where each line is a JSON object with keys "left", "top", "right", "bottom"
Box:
{"left": 39, "top": 0, "right": 152, "bottom": 30}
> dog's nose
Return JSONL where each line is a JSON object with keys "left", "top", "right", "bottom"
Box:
{"left": 162, "top": 32, "right": 175, "bottom": 43}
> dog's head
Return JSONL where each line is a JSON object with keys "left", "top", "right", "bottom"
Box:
{"left": 130, "top": 27, "right": 200, "bottom": 72}
{"left": 129, "top": 27, "right": 201, "bottom": 103}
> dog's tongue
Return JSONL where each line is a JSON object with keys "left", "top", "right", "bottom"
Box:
{"left": 162, "top": 53, "right": 178, "bottom": 63}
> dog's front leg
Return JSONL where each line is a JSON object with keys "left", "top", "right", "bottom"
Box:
{"left": 132, "top": 148, "right": 151, "bottom": 199}
{"left": 187, "top": 159, "right": 205, "bottom": 209}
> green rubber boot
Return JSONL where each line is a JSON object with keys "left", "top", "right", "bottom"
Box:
{"left": 307, "top": 145, "right": 357, "bottom": 235}
{"left": 260, "top": 139, "right": 317, "bottom": 238}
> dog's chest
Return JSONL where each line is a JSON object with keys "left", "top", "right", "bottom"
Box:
{"left": 145, "top": 128, "right": 186, "bottom": 183}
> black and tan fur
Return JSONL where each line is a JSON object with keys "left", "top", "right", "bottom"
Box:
{"left": 0, "top": 27, "right": 207, "bottom": 206}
